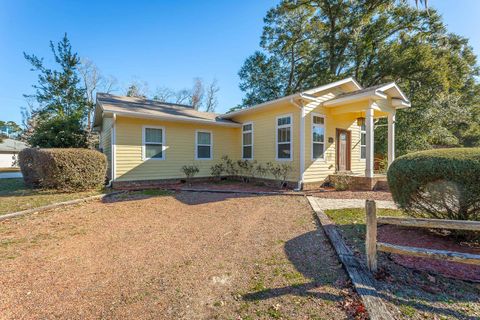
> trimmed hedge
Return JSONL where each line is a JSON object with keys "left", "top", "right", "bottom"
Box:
{"left": 387, "top": 148, "right": 480, "bottom": 221}
{"left": 18, "top": 148, "right": 107, "bottom": 191}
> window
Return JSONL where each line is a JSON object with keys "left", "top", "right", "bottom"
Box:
{"left": 242, "top": 123, "right": 253, "bottom": 159}
{"left": 276, "top": 115, "right": 292, "bottom": 160}
{"left": 360, "top": 123, "right": 366, "bottom": 159}
{"left": 143, "top": 127, "right": 165, "bottom": 160}
{"left": 196, "top": 131, "right": 212, "bottom": 160}
{"left": 312, "top": 114, "right": 325, "bottom": 159}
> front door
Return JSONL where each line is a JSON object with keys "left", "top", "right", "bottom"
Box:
{"left": 336, "top": 129, "right": 351, "bottom": 172}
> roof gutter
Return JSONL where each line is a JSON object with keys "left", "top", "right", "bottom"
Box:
{"left": 109, "top": 110, "right": 242, "bottom": 127}
{"left": 290, "top": 98, "right": 305, "bottom": 191}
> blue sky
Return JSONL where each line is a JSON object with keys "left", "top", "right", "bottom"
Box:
{"left": 1, "top": 0, "right": 479, "bottom": 125}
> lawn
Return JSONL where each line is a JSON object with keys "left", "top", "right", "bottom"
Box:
{"left": 0, "top": 191, "right": 356, "bottom": 319}
{"left": 325, "top": 208, "right": 480, "bottom": 319}
{"left": 0, "top": 178, "right": 104, "bottom": 215}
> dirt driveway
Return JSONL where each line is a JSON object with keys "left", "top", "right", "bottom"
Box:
{"left": 0, "top": 191, "right": 351, "bottom": 319}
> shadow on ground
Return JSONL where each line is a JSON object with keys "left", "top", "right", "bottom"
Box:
{"left": 102, "top": 189, "right": 279, "bottom": 205}
{"left": 243, "top": 230, "right": 344, "bottom": 303}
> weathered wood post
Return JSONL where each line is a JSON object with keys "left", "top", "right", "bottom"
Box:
{"left": 366, "top": 200, "right": 378, "bottom": 272}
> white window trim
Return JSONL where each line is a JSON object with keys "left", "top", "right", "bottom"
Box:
{"left": 242, "top": 122, "right": 254, "bottom": 160}
{"left": 195, "top": 130, "right": 213, "bottom": 160}
{"left": 142, "top": 125, "right": 166, "bottom": 161}
{"left": 360, "top": 123, "right": 367, "bottom": 160}
{"left": 275, "top": 114, "right": 293, "bottom": 161}
{"left": 311, "top": 113, "right": 326, "bottom": 161}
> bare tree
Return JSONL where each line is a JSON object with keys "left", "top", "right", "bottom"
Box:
{"left": 190, "top": 78, "right": 204, "bottom": 110}
{"left": 79, "top": 58, "right": 118, "bottom": 129}
{"left": 125, "top": 80, "right": 149, "bottom": 98}
{"left": 175, "top": 89, "right": 191, "bottom": 105}
{"left": 204, "top": 79, "right": 219, "bottom": 112}
{"left": 153, "top": 86, "right": 175, "bottom": 102}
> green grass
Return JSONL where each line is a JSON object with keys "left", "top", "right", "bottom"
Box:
{"left": 0, "top": 178, "right": 105, "bottom": 216}
{"left": 324, "top": 208, "right": 406, "bottom": 254}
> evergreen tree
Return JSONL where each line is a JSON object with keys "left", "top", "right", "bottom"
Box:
{"left": 23, "top": 33, "right": 89, "bottom": 148}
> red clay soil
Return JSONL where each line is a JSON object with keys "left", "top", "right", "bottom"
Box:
{"left": 118, "top": 181, "right": 294, "bottom": 193}
{"left": 378, "top": 225, "right": 480, "bottom": 282}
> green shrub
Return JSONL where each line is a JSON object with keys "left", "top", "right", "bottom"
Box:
{"left": 255, "top": 163, "right": 268, "bottom": 179}
{"left": 210, "top": 163, "right": 225, "bottom": 180}
{"left": 266, "top": 162, "right": 292, "bottom": 187}
{"left": 332, "top": 174, "right": 349, "bottom": 191}
{"left": 221, "top": 155, "right": 238, "bottom": 176}
{"left": 237, "top": 159, "right": 257, "bottom": 182}
{"left": 181, "top": 164, "right": 199, "bottom": 182}
{"left": 388, "top": 148, "right": 480, "bottom": 222}
{"left": 18, "top": 148, "right": 107, "bottom": 191}
{"left": 18, "top": 148, "right": 41, "bottom": 187}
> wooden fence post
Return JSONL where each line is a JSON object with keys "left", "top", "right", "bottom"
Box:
{"left": 366, "top": 200, "right": 377, "bottom": 273}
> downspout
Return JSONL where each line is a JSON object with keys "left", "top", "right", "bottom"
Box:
{"left": 106, "top": 113, "right": 116, "bottom": 188}
{"left": 290, "top": 98, "right": 305, "bottom": 191}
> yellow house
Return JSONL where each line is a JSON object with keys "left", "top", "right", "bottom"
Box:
{"left": 93, "top": 78, "right": 410, "bottom": 190}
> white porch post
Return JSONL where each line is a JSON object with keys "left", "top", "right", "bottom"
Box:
{"left": 365, "top": 106, "right": 374, "bottom": 178}
{"left": 387, "top": 112, "right": 395, "bottom": 167}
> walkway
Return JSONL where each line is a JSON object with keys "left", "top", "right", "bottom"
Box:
{"left": 311, "top": 197, "right": 397, "bottom": 210}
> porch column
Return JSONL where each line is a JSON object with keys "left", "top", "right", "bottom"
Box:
{"left": 387, "top": 112, "right": 395, "bottom": 167}
{"left": 365, "top": 106, "right": 374, "bottom": 178}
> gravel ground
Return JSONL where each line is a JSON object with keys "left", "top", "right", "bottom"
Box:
{"left": 0, "top": 191, "right": 353, "bottom": 320}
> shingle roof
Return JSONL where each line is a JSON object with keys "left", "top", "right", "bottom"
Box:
{"left": 0, "top": 138, "right": 28, "bottom": 153}
{"left": 95, "top": 93, "right": 239, "bottom": 127}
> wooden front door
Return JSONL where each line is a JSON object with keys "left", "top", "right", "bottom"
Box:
{"left": 336, "top": 129, "right": 351, "bottom": 172}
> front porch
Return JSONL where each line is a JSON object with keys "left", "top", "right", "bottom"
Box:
{"left": 322, "top": 83, "right": 410, "bottom": 186}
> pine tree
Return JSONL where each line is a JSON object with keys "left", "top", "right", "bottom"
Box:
{"left": 23, "top": 33, "right": 89, "bottom": 148}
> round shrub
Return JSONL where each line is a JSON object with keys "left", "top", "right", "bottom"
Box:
{"left": 18, "top": 148, "right": 107, "bottom": 191}
{"left": 387, "top": 148, "right": 480, "bottom": 221}
{"left": 18, "top": 148, "right": 41, "bottom": 187}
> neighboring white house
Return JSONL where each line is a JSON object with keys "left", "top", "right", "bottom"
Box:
{"left": 0, "top": 138, "right": 28, "bottom": 168}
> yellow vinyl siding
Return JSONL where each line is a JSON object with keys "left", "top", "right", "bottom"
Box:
{"left": 114, "top": 117, "right": 240, "bottom": 181}
{"left": 100, "top": 117, "right": 113, "bottom": 179}
{"left": 229, "top": 101, "right": 301, "bottom": 182}
{"left": 304, "top": 108, "right": 366, "bottom": 183}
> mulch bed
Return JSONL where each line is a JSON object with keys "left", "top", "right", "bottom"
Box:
{"left": 378, "top": 225, "right": 480, "bottom": 282}
{"left": 116, "top": 181, "right": 293, "bottom": 193}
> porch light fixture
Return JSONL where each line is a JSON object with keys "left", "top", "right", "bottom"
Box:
{"left": 356, "top": 117, "right": 365, "bottom": 127}
{"left": 328, "top": 137, "right": 334, "bottom": 143}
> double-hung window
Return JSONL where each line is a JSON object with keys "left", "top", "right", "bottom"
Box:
{"left": 312, "top": 114, "right": 325, "bottom": 160}
{"left": 195, "top": 131, "right": 212, "bottom": 160}
{"left": 242, "top": 123, "right": 253, "bottom": 159}
{"left": 143, "top": 127, "right": 165, "bottom": 160}
{"left": 360, "top": 123, "right": 366, "bottom": 159}
{"left": 276, "top": 115, "right": 292, "bottom": 160}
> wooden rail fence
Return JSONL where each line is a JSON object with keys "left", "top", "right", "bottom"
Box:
{"left": 365, "top": 200, "right": 480, "bottom": 272}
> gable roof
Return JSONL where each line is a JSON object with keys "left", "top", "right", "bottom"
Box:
{"left": 94, "top": 93, "right": 241, "bottom": 128}
{"left": 220, "top": 77, "right": 362, "bottom": 118}
{"left": 0, "top": 138, "right": 28, "bottom": 153}
{"left": 323, "top": 82, "right": 410, "bottom": 107}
